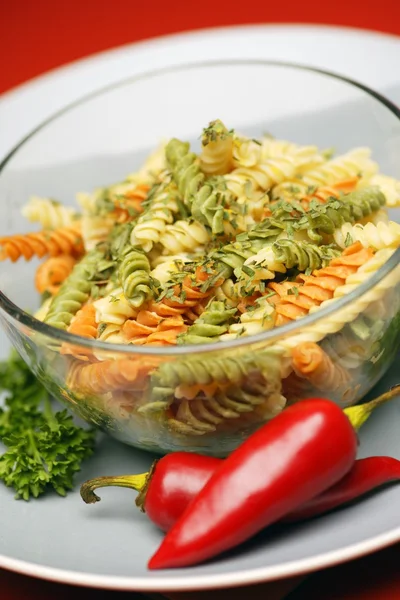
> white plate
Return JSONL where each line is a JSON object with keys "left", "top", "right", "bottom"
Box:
{"left": 0, "top": 25, "right": 400, "bottom": 591}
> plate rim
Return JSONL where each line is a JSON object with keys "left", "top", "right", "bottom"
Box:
{"left": 1, "top": 526, "right": 400, "bottom": 591}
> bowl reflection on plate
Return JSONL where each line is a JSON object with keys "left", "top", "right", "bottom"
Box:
{"left": 0, "top": 61, "right": 400, "bottom": 456}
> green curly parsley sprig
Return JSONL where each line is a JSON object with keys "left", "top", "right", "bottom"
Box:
{"left": 0, "top": 351, "right": 96, "bottom": 500}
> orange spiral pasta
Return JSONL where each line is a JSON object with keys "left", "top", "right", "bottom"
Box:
{"left": 265, "top": 177, "right": 360, "bottom": 218}
{"left": 67, "top": 304, "right": 98, "bottom": 339}
{"left": 121, "top": 265, "right": 220, "bottom": 346}
{"left": 0, "top": 227, "right": 84, "bottom": 262}
{"left": 268, "top": 242, "right": 375, "bottom": 326}
{"left": 291, "top": 341, "right": 352, "bottom": 394}
{"left": 61, "top": 304, "right": 99, "bottom": 360}
{"left": 35, "top": 255, "right": 76, "bottom": 295}
{"left": 67, "top": 357, "right": 157, "bottom": 395}
{"left": 296, "top": 177, "right": 360, "bottom": 210}
{"left": 123, "top": 314, "right": 187, "bottom": 346}
{"left": 168, "top": 266, "right": 221, "bottom": 308}
{"left": 111, "top": 183, "right": 150, "bottom": 222}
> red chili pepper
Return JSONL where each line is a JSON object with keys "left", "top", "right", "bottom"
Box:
{"left": 81, "top": 455, "right": 400, "bottom": 530}
{"left": 148, "top": 398, "right": 358, "bottom": 570}
{"left": 282, "top": 456, "right": 400, "bottom": 523}
{"left": 81, "top": 386, "right": 400, "bottom": 535}
{"left": 80, "top": 452, "right": 220, "bottom": 532}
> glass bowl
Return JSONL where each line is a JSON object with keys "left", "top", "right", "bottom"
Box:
{"left": 0, "top": 61, "right": 399, "bottom": 457}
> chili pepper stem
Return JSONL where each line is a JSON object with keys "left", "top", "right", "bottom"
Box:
{"left": 80, "top": 473, "right": 149, "bottom": 504}
{"left": 344, "top": 384, "right": 400, "bottom": 430}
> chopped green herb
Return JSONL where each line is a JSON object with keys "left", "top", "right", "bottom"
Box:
{"left": 345, "top": 232, "right": 354, "bottom": 247}
{"left": 98, "top": 322, "right": 108, "bottom": 336}
{"left": 287, "top": 286, "right": 299, "bottom": 297}
{"left": 242, "top": 265, "right": 255, "bottom": 277}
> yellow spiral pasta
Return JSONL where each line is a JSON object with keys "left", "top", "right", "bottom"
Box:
{"left": 225, "top": 155, "right": 301, "bottom": 197}
{"left": 130, "top": 183, "right": 181, "bottom": 252}
{"left": 199, "top": 120, "right": 234, "bottom": 175}
{"left": 260, "top": 138, "right": 326, "bottom": 173}
{"left": 333, "top": 220, "right": 400, "bottom": 250}
{"left": 159, "top": 220, "right": 211, "bottom": 254}
{"left": 214, "top": 278, "right": 240, "bottom": 308}
{"left": 80, "top": 213, "right": 114, "bottom": 251}
{"left": 272, "top": 148, "right": 377, "bottom": 199}
{"left": 125, "top": 140, "right": 168, "bottom": 186}
{"left": 97, "top": 324, "right": 126, "bottom": 344}
{"left": 93, "top": 288, "right": 139, "bottom": 326}
{"left": 232, "top": 137, "right": 263, "bottom": 168}
{"left": 150, "top": 255, "right": 193, "bottom": 284}
{"left": 221, "top": 297, "right": 276, "bottom": 340}
{"left": 365, "top": 173, "right": 400, "bottom": 208}
{"left": 22, "top": 196, "right": 80, "bottom": 229}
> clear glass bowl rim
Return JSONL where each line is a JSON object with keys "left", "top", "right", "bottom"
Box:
{"left": 0, "top": 58, "right": 399, "bottom": 357}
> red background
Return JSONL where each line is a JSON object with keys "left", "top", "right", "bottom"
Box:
{"left": 1, "top": 0, "right": 400, "bottom": 95}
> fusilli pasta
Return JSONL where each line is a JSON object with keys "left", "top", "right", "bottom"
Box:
{"left": 118, "top": 246, "right": 154, "bottom": 308}
{"left": 35, "top": 254, "right": 76, "bottom": 295}
{"left": 22, "top": 196, "right": 80, "bottom": 229}
{"left": 130, "top": 182, "right": 182, "bottom": 252}
{"left": 159, "top": 220, "right": 211, "bottom": 255}
{"left": 44, "top": 247, "right": 113, "bottom": 329}
{"left": 364, "top": 174, "right": 400, "bottom": 208}
{"left": 11, "top": 119, "right": 400, "bottom": 444}
{"left": 333, "top": 220, "right": 400, "bottom": 250}
{"left": 200, "top": 119, "right": 234, "bottom": 175}
{"left": 62, "top": 303, "right": 99, "bottom": 360}
{"left": 0, "top": 227, "right": 84, "bottom": 262}
{"left": 291, "top": 342, "right": 353, "bottom": 398}
{"left": 272, "top": 148, "right": 377, "bottom": 199}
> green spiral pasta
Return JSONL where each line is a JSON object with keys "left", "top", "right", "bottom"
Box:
{"left": 292, "top": 187, "right": 386, "bottom": 243}
{"left": 243, "top": 239, "right": 341, "bottom": 276}
{"left": 211, "top": 219, "right": 290, "bottom": 278}
{"left": 178, "top": 301, "right": 238, "bottom": 345}
{"left": 151, "top": 347, "right": 283, "bottom": 390}
{"left": 166, "top": 139, "right": 204, "bottom": 206}
{"left": 118, "top": 245, "right": 154, "bottom": 308}
{"left": 44, "top": 248, "right": 111, "bottom": 329}
{"left": 190, "top": 179, "right": 228, "bottom": 235}
{"left": 166, "top": 138, "right": 234, "bottom": 235}
{"left": 130, "top": 181, "right": 183, "bottom": 252}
